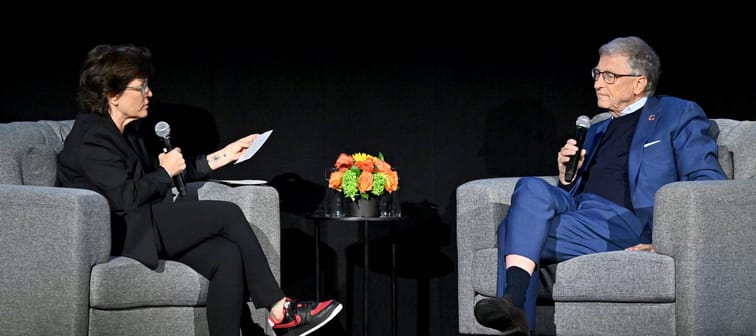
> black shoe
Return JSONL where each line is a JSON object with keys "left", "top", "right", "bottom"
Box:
{"left": 268, "top": 297, "right": 343, "bottom": 336}
{"left": 474, "top": 294, "right": 530, "bottom": 335}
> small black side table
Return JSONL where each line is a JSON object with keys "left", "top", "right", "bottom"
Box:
{"left": 307, "top": 214, "right": 403, "bottom": 336}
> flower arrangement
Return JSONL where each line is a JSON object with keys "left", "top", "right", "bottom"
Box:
{"left": 328, "top": 152, "right": 399, "bottom": 201}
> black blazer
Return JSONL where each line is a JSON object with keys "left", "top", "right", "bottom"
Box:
{"left": 57, "top": 113, "right": 211, "bottom": 268}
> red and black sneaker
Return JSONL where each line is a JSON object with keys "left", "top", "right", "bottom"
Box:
{"left": 268, "top": 297, "right": 343, "bottom": 336}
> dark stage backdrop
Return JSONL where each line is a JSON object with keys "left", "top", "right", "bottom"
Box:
{"left": 3, "top": 29, "right": 753, "bottom": 335}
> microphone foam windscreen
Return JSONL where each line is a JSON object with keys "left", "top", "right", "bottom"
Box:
{"left": 154, "top": 121, "right": 171, "bottom": 138}
{"left": 576, "top": 115, "right": 592, "bottom": 129}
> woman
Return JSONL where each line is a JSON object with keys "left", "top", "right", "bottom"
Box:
{"left": 57, "top": 44, "right": 341, "bottom": 336}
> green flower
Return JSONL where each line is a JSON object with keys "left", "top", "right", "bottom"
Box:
{"left": 342, "top": 168, "right": 360, "bottom": 201}
{"left": 371, "top": 173, "right": 386, "bottom": 197}
{"left": 328, "top": 151, "right": 399, "bottom": 202}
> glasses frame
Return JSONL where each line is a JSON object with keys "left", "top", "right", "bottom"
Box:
{"left": 591, "top": 68, "right": 640, "bottom": 84}
{"left": 126, "top": 79, "right": 150, "bottom": 96}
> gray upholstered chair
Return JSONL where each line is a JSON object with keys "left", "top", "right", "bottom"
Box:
{"left": 457, "top": 116, "right": 756, "bottom": 335}
{"left": 0, "top": 120, "right": 281, "bottom": 336}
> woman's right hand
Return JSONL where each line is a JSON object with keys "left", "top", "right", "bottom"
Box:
{"left": 159, "top": 147, "right": 186, "bottom": 177}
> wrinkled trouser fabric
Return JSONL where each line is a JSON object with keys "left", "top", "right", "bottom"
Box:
{"left": 496, "top": 177, "right": 644, "bottom": 332}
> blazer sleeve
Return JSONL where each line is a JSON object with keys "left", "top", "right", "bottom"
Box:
{"left": 184, "top": 155, "right": 212, "bottom": 182}
{"left": 76, "top": 127, "right": 173, "bottom": 215}
{"left": 673, "top": 101, "right": 727, "bottom": 181}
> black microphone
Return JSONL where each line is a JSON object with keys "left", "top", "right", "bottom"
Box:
{"left": 564, "top": 115, "right": 592, "bottom": 183}
{"left": 154, "top": 121, "right": 187, "bottom": 197}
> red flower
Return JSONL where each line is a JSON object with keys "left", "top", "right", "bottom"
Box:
{"left": 334, "top": 153, "right": 354, "bottom": 171}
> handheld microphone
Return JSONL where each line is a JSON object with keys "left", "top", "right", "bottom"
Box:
{"left": 154, "top": 121, "right": 187, "bottom": 197}
{"left": 564, "top": 115, "right": 592, "bottom": 183}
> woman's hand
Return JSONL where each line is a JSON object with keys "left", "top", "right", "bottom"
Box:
{"left": 159, "top": 147, "right": 186, "bottom": 177}
{"left": 207, "top": 134, "right": 258, "bottom": 170}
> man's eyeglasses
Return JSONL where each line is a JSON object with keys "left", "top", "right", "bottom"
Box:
{"left": 126, "top": 80, "right": 150, "bottom": 96}
{"left": 591, "top": 68, "right": 640, "bottom": 84}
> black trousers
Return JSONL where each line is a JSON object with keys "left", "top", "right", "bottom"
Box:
{"left": 152, "top": 199, "right": 284, "bottom": 336}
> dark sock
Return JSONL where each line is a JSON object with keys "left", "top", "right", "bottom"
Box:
{"left": 504, "top": 266, "right": 530, "bottom": 308}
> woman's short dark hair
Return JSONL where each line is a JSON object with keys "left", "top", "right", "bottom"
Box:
{"left": 78, "top": 44, "right": 153, "bottom": 116}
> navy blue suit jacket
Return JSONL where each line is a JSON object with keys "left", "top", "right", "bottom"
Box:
{"left": 566, "top": 95, "right": 726, "bottom": 242}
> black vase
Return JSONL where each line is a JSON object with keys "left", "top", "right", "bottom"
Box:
{"left": 346, "top": 197, "right": 379, "bottom": 217}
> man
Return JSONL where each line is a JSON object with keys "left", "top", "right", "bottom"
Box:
{"left": 474, "top": 36, "right": 726, "bottom": 335}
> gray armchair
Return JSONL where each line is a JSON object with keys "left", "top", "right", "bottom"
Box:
{"left": 0, "top": 120, "right": 281, "bottom": 336}
{"left": 457, "top": 117, "right": 756, "bottom": 335}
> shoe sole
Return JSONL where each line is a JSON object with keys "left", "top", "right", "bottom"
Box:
{"left": 298, "top": 303, "right": 343, "bottom": 336}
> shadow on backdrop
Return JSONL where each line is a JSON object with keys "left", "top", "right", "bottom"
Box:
{"left": 268, "top": 173, "right": 348, "bottom": 334}
{"left": 136, "top": 102, "right": 220, "bottom": 159}
{"left": 480, "top": 97, "right": 559, "bottom": 178}
{"left": 268, "top": 173, "right": 324, "bottom": 216}
{"left": 269, "top": 172, "right": 454, "bottom": 335}
{"left": 342, "top": 200, "right": 453, "bottom": 335}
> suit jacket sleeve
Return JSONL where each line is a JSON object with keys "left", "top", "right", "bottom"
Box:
{"left": 76, "top": 125, "right": 174, "bottom": 215}
{"left": 184, "top": 154, "right": 212, "bottom": 182}
{"left": 672, "top": 100, "right": 726, "bottom": 181}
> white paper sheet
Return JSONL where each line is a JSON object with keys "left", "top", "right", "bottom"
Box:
{"left": 235, "top": 130, "right": 273, "bottom": 165}
{"left": 209, "top": 179, "right": 267, "bottom": 185}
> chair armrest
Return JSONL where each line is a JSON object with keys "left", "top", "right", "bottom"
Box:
{"left": 456, "top": 176, "right": 558, "bottom": 251}
{"left": 653, "top": 179, "right": 756, "bottom": 334}
{"left": 192, "top": 181, "right": 281, "bottom": 282}
{"left": 0, "top": 185, "right": 110, "bottom": 335}
{"left": 455, "top": 176, "right": 557, "bottom": 334}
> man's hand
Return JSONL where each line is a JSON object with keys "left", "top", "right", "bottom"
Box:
{"left": 625, "top": 243, "right": 656, "bottom": 253}
{"left": 557, "top": 139, "right": 587, "bottom": 184}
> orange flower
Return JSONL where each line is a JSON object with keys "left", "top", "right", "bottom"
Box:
{"left": 355, "top": 156, "right": 374, "bottom": 173}
{"left": 334, "top": 153, "right": 354, "bottom": 171}
{"left": 357, "top": 170, "right": 374, "bottom": 194}
{"left": 384, "top": 170, "right": 399, "bottom": 193}
{"left": 329, "top": 151, "right": 399, "bottom": 200}
{"left": 328, "top": 170, "right": 344, "bottom": 190}
{"left": 373, "top": 159, "right": 392, "bottom": 173}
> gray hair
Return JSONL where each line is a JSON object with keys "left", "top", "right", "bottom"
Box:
{"left": 599, "top": 36, "right": 661, "bottom": 96}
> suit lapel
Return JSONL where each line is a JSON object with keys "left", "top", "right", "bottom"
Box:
{"left": 628, "top": 96, "right": 661, "bottom": 191}
{"left": 94, "top": 115, "right": 145, "bottom": 178}
{"left": 570, "top": 118, "right": 609, "bottom": 194}
{"left": 124, "top": 124, "right": 149, "bottom": 177}
{"left": 582, "top": 119, "right": 609, "bottom": 176}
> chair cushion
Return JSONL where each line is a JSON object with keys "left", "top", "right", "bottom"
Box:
{"left": 552, "top": 251, "right": 675, "bottom": 303}
{"left": 21, "top": 144, "right": 58, "bottom": 186}
{"left": 89, "top": 257, "right": 208, "bottom": 309}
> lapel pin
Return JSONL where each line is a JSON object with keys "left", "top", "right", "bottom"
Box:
{"left": 648, "top": 114, "right": 656, "bottom": 121}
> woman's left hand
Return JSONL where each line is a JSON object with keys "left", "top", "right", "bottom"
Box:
{"left": 227, "top": 134, "right": 257, "bottom": 159}
{"left": 207, "top": 134, "right": 258, "bottom": 170}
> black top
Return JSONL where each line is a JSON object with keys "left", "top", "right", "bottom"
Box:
{"left": 56, "top": 113, "right": 211, "bottom": 268}
{"left": 580, "top": 110, "right": 641, "bottom": 210}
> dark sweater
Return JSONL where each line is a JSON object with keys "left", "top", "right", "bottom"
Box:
{"left": 580, "top": 111, "right": 641, "bottom": 210}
